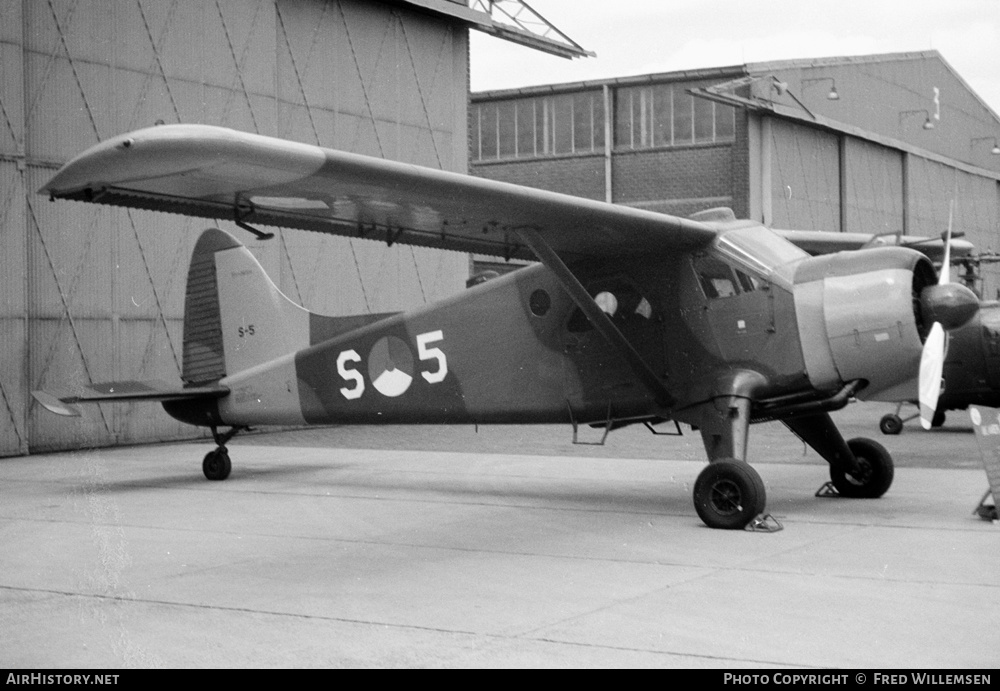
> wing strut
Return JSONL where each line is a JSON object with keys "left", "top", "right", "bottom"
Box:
{"left": 515, "top": 227, "right": 675, "bottom": 409}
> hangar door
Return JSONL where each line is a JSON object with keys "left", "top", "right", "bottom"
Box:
{"left": 768, "top": 119, "right": 840, "bottom": 233}
{"left": 0, "top": 0, "right": 469, "bottom": 456}
{"left": 843, "top": 139, "right": 904, "bottom": 236}
{"left": 909, "top": 157, "right": 1000, "bottom": 299}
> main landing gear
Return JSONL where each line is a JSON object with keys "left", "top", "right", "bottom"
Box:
{"left": 693, "top": 460, "right": 766, "bottom": 530}
{"left": 785, "top": 415, "right": 895, "bottom": 499}
{"left": 692, "top": 394, "right": 776, "bottom": 530}
{"left": 828, "top": 437, "right": 894, "bottom": 498}
{"left": 690, "top": 397, "right": 896, "bottom": 530}
{"left": 202, "top": 426, "right": 243, "bottom": 481}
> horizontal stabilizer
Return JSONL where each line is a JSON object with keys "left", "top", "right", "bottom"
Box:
{"left": 777, "top": 229, "right": 974, "bottom": 262}
{"left": 32, "top": 380, "right": 229, "bottom": 417}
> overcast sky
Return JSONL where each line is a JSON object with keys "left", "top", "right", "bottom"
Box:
{"left": 469, "top": 0, "right": 1000, "bottom": 116}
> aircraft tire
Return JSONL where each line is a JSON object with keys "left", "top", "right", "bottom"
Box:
{"left": 932, "top": 410, "right": 946, "bottom": 428}
{"left": 203, "top": 448, "right": 231, "bottom": 481}
{"left": 829, "top": 438, "right": 893, "bottom": 498}
{"left": 879, "top": 414, "right": 903, "bottom": 435}
{"left": 693, "top": 460, "right": 766, "bottom": 530}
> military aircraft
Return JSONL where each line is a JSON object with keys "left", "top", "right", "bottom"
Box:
{"left": 32, "top": 124, "right": 982, "bottom": 529}
{"left": 875, "top": 300, "right": 1000, "bottom": 434}
{"left": 880, "top": 249, "right": 1000, "bottom": 434}
{"left": 780, "top": 225, "right": 1000, "bottom": 435}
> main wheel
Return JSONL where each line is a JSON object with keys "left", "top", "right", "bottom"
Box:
{"left": 931, "top": 410, "right": 946, "bottom": 428}
{"left": 829, "top": 438, "right": 893, "bottom": 498}
{"left": 203, "top": 448, "right": 231, "bottom": 481}
{"left": 693, "top": 460, "right": 766, "bottom": 530}
{"left": 879, "top": 413, "right": 903, "bottom": 435}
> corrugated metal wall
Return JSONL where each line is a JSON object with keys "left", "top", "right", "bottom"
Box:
{"left": 765, "top": 117, "right": 1000, "bottom": 290}
{"left": 908, "top": 156, "right": 1000, "bottom": 298}
{"left": 768, "top": 119, "right": 841, "bottom": 232}
{"left": 0, "top": 0, "right": 470, "bottom": 456}
{"left": 844, "top": 139, "right": 904, "bottom": 235}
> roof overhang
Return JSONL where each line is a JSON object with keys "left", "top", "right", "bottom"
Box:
{"left": 689, "top": 76, "right": 1000, "bottom": 183}
{"left": 379, "top": 0, "right": 594, "bottom": 59}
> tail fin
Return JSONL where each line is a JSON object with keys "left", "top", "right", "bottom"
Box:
{"left": 182, "top": 228, "right": 309, "bottom": 384}
{"left": 182, "top": 228, "right": 398, "bottom": 384}
{"left": 33, "top": 228, "right": 397, "bottom": 420}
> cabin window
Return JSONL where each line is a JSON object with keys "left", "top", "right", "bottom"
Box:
{"left": 693, "top": 254, "right": 740, "bottom": 299}
{"left": 717, "top": 227, "right": 808, "bottom": 272}
{"left": 735, "top": 269, "right": 761, "bottom": 293}
{"left": 529, "top": 289, "right": 551, "bottom": 317}
{"left": 567, "top": 279, "right": 653, "bottom": 333}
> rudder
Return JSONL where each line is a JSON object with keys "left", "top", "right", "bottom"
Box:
{"left": 182, "top": 228, "right": 309, "bottom": 384}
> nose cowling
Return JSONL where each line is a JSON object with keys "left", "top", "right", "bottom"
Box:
{"left": 793, "top": 247, "right": 937, "bottom": 401}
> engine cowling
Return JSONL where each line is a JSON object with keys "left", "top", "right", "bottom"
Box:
{"left": 793, "top": 247, "right": 938, "bottom": 400}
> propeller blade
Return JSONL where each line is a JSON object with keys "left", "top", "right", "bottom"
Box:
{"left": 940, "top": 201, "right": 953, "bottom": 285}
{"left": 918, "top": 322, "right": 945, "bottom": 429}
{"left": 918, "top": 200, "right": 957, "bottom": 429}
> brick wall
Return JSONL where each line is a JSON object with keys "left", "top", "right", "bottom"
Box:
{"left": 612, "top": 145, "right": 733, "bottom": 206}
{"left": 472, "top": 143, "right": 743, "bottom": 220}
{"left": 472, "top": 154, "right": 606, "bottom": 200}
{"left": 730, "top": 112, "right": 751, "bottom": 219}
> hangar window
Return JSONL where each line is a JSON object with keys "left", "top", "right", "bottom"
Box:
{"left": 614, "top": 82, "right": 735, "bottom": 150}
{"left": 473, "top": 92, "right": 605, "bottom": 161}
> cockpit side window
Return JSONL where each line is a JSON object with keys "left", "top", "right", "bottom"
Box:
{"left": 693, "top": 254, "right": 740, "bottom": 299}
{"left": 735, "top": 269, "right": 760, "bottom": 293}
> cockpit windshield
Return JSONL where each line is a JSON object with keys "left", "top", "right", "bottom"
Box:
{"left": 717, "top": 226, "right": 809, "bottom": 275}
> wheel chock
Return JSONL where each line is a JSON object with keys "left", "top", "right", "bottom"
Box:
{"left": 973, "top": 488, "right": 998, "bottom": 522}
{"left": 745, "top": 513, "right": 783, "bottom": 532}
{"left": 815, "top": 481, "right": 839, "bottom": 497}
{"left": 974, "top": 504, "right": 998, "bottom": 522}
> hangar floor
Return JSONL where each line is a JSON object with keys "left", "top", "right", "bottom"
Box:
{"left": 2, "top": 402, "right": 997, "bottom": 668}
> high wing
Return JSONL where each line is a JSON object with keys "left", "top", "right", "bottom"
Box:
{"left": 777, "top": 228, "right": 974, "bottom": 263}
{"left": 42, "top": 124, "right": 717, "bottom": 263}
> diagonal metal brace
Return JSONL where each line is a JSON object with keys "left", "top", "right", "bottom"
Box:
{"left": 234, "top": 199, "right": 275, "bottom": 240}
{"left": 515, "top": 226, "right": 674, "bottom": 409}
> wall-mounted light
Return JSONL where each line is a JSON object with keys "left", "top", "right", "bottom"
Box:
{"left": 899, "top": 109, "right": 934, "bottom": 130}
{"left": 802, "top": 77, "right": 839, "bottom": 101}
{"left": 970, "top": 136, "right": 1000, "bottom": 155}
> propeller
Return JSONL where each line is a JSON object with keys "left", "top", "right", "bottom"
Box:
{"left": 917, "top": 203, "right": 979, "bottom": 429}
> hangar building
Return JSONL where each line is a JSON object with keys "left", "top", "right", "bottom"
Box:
{"left": 0, "top": 0, "right": 583, "bottom": 456}
{"left": 471, "top": 51, "right": 1000, "bottom": 293}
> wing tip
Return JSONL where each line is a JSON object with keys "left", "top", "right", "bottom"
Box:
{"left": 31, "top": 391, "right": 82, "bottom": 417}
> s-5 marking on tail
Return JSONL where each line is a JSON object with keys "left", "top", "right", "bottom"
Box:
{"left": 34, "top": 124, "right": 981, "bottom": 530}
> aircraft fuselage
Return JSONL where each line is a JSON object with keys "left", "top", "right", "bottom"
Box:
{"left": 165, "top": 225, "right": 935, "bottom": 439}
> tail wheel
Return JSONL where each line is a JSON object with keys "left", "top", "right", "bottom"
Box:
{"left": 879, "top": 414, "right": 903, "bottom": 435}
{"left": 203, "top": 448, "right": 231, "bottom": 481}
{"left": 693, "top": 460, "right": 766, "bottom": 530}
{"left": 829, "top": 438, "right": 893, "bottom": 498}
